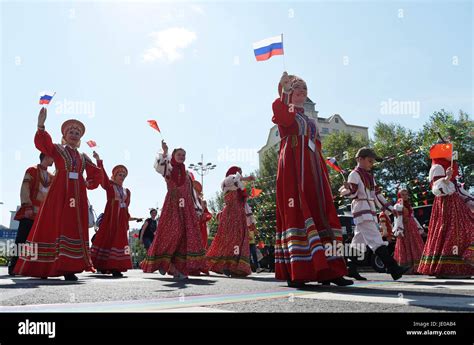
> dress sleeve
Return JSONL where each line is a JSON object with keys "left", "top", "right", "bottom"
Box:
{"left": 456, "top": 184, "right": 474, "bottom": 209}
{"left": 429, "top": 164, "right": 455, "bottom": 196}
{"left": 84, "top": 154, "right": 102, "bottom": 190}
{"left": 392, "top": 203, "right": 404, "bottom": 236}
{"left": 34, "top": 129, "right": 59, "bottom": 159}
{"left": 272, "top": 98, "right": 296, "bottom": 127}
{"left": 154, "top": 153, "right": 172, "bottom": 178}
{"left": 96, "top": 160, "right": 112, "bottom": 191}
{"left": 126, "top": 189, "right": 131, "bottom": 221}
{"left": 221, "top": 172, "right": 245, "bottom": 194}
{"left": 20, "top": 169, "right": 34, "bottom": 206}
{"left": 126, "top": 189, "right": 131, "bottom": 207}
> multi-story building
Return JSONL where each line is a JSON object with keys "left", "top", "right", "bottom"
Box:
{"left": 258, "top": 97, "right": 369, "bottom": 169}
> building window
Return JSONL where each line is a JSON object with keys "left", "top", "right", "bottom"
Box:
{"left": 275, "top": 130, "right": 279, "bottom": 137}
{"left": 321, "top": 127, "right": 329, "bottom": 134}
{"left": 335, "top": 117, "right": 339, "bottom": 123}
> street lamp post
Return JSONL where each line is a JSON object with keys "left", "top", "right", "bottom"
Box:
{"left": 188, "top": 154, "right": 216, "bottom": 193}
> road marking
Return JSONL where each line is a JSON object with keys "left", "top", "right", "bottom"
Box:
{"left": 0, "top": 288, "right": 311, "bottom": 312}
{"left": 296, "top": 291, "right": 474, "bottom": 310}
{"left": 159, "top": 306, "right": 233, "bottom": 312}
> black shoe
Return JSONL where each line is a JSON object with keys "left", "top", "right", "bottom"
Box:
{"left": 223, "top": 269, "right": 231, "bottom": 277}
{"left": 347, "top": 269, "right": 367, "bottom": 280}
{"left": 64, "top": 274, "right": 78, "bottom": 281}
{"left": 347, "top": 271, "right": 367, "bottom": 281}
{"left": 374, "top": 246, "right": 408, "bottom": 281}
{"left": 389, "top": 265, "right": 410, "bottom": 281}
{"left": 112, "top": 271, "right": 123, "bottom": 278}
{"left": 8, "top": 258, "right": 17, "bottom": 276}
{"left": 347, "top": 262, "right": 367, "bottom": 281}
{"left": 287, "top": 280, "right": 306, "bottom": 288}
{"left": 40, "top": 277, "right": 48, "bottom": 280}
{"left": 8, "top": 266, "right": 16, "bottom": 277}
{"left": 321, "top": 277, "right": 354, "bottom": 286}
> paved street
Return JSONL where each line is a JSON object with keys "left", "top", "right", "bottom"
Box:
{"left": 0, "top": 267, "right": 473, "bottom": 312}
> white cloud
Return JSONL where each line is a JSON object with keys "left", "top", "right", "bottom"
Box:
{"left": 190, "top": 5, "right": 205, "bottom": 15}
{"left": 143, "top": 27, "right": 197, "bottom": 63}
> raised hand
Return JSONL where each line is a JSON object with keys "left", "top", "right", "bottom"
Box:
{"left": 161, "top": 140, "right": 168, "bottom": 155}
{"left": 92, "top": 151, "right": 100, "bottom": 161}
{"left": 38, "top": 107, "right": 47, "bottom": 128}
{"left": 279, "top": 71, "right": 292, "bottom": 94}
{"left": 445, "top": 167, "right": 453, "bottom": 180}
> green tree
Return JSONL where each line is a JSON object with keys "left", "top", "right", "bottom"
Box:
{"left": 419, "top": 110, "right": 473, "bottom": 187}
{"left": 372, "top": 121, "right": 428, "bottom": 199}
{"left": 322, "top": 131, "right": 369, "bottom": 209}
{"left": 129, "top": 229, "right": 147, "bottom": 268}
{"left": 207, "top": 190, "right": 224, "bottom": 239}
{"left": 247, "top": 148, "right": 278, "bottom": 245}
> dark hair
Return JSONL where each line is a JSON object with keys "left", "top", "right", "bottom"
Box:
{"left": 39, "top": 153, "right": 46, "bottom": 162}
{"left": 150, "top": 208, "right": 157, "bottom": 215}
{"left": 172, "top": 148, "right": 186, "bottom": 156}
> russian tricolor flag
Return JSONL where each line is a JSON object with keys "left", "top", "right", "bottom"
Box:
{"left": 326, "top": 157, "right": 344, "bottom": 173}
{"left": 253, "top": 34, "right": 284, "bottom": 62}
{"left": 39, "top": 91, "right": 55, "bottom": 105}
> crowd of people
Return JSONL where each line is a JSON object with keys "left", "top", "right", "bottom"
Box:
{"left": 6, "top": 72, "right": 474, "bottom": 286}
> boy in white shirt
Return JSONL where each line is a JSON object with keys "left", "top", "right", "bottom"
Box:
{"left": 339, "top": 147, "right": 409, "bottom": 280}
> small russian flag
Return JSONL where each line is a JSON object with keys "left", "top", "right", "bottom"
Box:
{"left": 86, "top": 140, "right": 97, "bottom": 148}
{"left": 326, "top": 157, "right": 344, "bottom": 173}
{"left": 253, "top": 34, "right": 284, "bottom": 62}
{"left": 39, "top": 91, "right": 55, "bottom": 105}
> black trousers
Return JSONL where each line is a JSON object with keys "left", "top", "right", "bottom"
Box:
{"left": 8, "top": 218, "right": 34, "bottom": 271}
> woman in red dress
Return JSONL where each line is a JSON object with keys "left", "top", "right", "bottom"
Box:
{"left": 141, "top": 141, "right": 207, "bottom": 280}
{"left": 392, "top": 189, "right": 425, "bottom": 273}
{"left": 14, "top": 107, "right": 102, "bottom": 281}
{"left": 272, "top": 72, "right": 352, "bottom": 287}
{"left": 417, "top": 145, "right": 474, "bottom": 278}
{"left": 90, "top": 152, "right": 139, "bottom": 277}
{"left": 206, "top": 167, "right": 254, "bottom": 277}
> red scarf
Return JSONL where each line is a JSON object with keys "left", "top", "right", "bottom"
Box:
{"left": 356, "top": 166, "right": 375, "bottom": 191}
{"left": 431, "top": 158, "right": 459, "bottom": 182}
{"left": 169, "top": 152, "right": 187, "bottom": 187}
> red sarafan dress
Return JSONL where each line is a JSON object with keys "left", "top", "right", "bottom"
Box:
{"left": 90, "top": 161, "right": 133, "bottom": 272}
{"left": 272, "top": 98, "right": 348, "bottom": 282}
{"left": 417, "top": 159, "right": 474, "bottom": 277}
{"left": 14, "top": 129, "right": 101, "bottom": 277}
{"left": 206, "top": 172, "right": 252, "bottom": 276}
{"left": 141, "top": 152, "right": 207, "bottom": 276}
{"left": 393, "top": 201, "right": 425, "bottom": 271}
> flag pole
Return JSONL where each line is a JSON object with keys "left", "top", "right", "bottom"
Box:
{"left": 450, "top": 144, "right": 454, "bottom": 169}
{"left": 339, "top": 171, "right": 346, "bottom": 182}
{"left": 281, "top": 33, "right": 286, "bottom": 72}
{"left": 47, "top": 92, "right": 56, "bottom": 108}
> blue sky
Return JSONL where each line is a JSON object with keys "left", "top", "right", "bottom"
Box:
{"left": 1, "top": 0, "right": 472, "bottom": 231}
